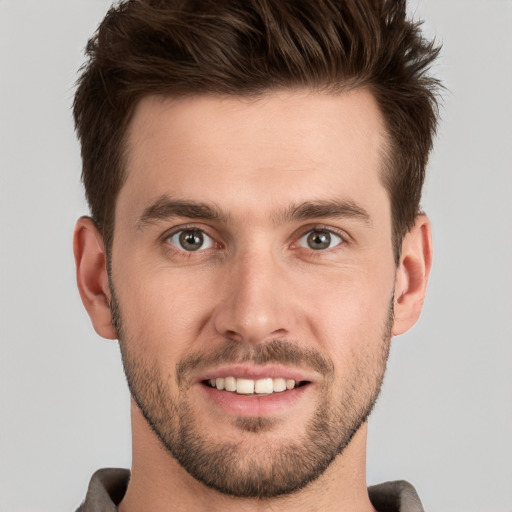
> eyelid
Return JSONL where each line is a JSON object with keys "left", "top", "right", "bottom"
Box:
{"left": 170, "top": 230, "right": 213, "bottom": 251}
{"left": 291, "top": 224, "right": 350, "bottom": 249}
{"left": 159, "top": 222, "right": 350, "bottom": 252}
{"left": 160, "top": 224, "right": 220, "bottom": 250}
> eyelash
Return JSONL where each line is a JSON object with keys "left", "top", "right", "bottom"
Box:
{"left": 161, "top": 224, "right": 220, "bottom": 258}
{"left": 289, "top": 225, "right": 349, "bottom": 260}
{"left": 161, "top": 224, "right": 349, "bottom": 257}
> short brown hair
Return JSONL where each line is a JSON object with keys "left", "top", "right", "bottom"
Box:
{"left": 73, "top": 0, "right": 441, "bottom": 261}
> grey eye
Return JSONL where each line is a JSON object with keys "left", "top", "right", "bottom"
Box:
{"left": 169, "top": 229, "right": 213, "bottom": 251}
{"left": 298, "top": 230, "right": 342, "bottom": 250}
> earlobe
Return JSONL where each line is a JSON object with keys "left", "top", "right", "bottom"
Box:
{"left": 392, "top": 215, "right": 433, "bottom": 336}
{"left": 73, "top": 217, "right": 117, "bottom": 340}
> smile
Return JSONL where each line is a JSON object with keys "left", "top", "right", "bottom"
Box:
{"left": 205, "top": 377, "right": 308, "bottom": 395}
{"left": 198, "top": 368, "right": 314, "bottom": 416}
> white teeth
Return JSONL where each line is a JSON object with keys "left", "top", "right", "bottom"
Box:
{"left": 224, "top": 376, "right": 236, "bottom": 391}
{"left": 254, "top": 378, "right": 273, "bottom": 394}
{"left": 236, "top": 378, "right": 255, "bottom": 394}
{"left": 273, "top": 378, "right": 287, "bottom": 392}
{"left": 208, "top": 376, "right": 298, "bottom": 394}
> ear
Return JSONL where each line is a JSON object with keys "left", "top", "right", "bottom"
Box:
{"left": 392, "top": 215, "right": 433, "bottom": 336}
{"left": 73, "top": 217, "right": 117, "bottom": 340}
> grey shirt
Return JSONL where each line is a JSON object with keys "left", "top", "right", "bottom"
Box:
{"left": 76, "top": 468, "right": 425, "bottom": 512}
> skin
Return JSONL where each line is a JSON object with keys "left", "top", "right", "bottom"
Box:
{"left": 74, "top": 89, "right": 432, "bottom": 512}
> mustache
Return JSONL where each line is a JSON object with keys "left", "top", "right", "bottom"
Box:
{"left": 175, "top": 339, "right": 334, "bottom": 386}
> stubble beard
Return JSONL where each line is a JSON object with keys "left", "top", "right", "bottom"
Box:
{"left": 110, "top": 284, "right": 393, "bottom": 499}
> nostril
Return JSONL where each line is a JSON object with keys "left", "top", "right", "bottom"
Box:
{"left": 224, "top": 330, "right": 244, "bottom": 342}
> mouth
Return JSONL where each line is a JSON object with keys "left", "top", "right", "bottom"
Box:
{"left": 203, "top": 376, "right": 310, "bottom": 396}
{"left": 196, "top": 365, "right": 317, "bottom": 417}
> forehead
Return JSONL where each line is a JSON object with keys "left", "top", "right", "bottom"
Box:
{"left": 120, "top": 89, "right": 389, "bottom": 224}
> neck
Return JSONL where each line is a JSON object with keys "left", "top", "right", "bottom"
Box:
{"left": 119, "top": 403, "right": 376, "bottom": 512}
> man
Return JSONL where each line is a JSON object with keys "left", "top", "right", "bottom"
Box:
{"left": 72, "top": 0, "right": 441, "bottom": 510}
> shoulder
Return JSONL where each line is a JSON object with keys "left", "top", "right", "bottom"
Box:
{"left": 368, "top": 480, "right": 424, "bottom": 512}
{"left": 76, "top": 468, "right": 130, "bottom": 512}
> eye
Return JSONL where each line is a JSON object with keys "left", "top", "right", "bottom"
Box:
{"left": 297, "top": 229, "right": 343, "bottom": 251}
{"left": 168, "top": 229, "right": 214, "bottom": 252}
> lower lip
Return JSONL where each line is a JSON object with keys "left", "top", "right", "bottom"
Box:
{"left": 200, "top": 383, "right": 310, "bottom": 417}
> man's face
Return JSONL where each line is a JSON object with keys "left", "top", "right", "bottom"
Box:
{"left": 110, "top": 90, "right": 397, "bottom": 497}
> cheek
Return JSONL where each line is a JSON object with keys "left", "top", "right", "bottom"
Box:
{"left": 113, "top": 242, "right": 395, "bottom": 364}
{"left": 299, "top": 264, "right": 394, "bottom": 354}
{"left": 113, "top": 264, "right": 209, "bottom": 354}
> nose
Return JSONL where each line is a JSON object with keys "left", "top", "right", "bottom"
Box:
{"left": 212, "top": 250, "right": 294, "bottom": 344}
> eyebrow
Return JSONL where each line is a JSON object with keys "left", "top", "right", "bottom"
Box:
{"left": 137, "top": 196, "right": 228, "bottom": 228}
{"left": 136, "top": 195, "right": 371, "bottom": 229}
{"left": 278, "top": 199, "right": 372, "bottom": 225}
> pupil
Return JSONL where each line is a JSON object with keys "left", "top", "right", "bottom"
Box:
{"left": 179, "top": 230, "right": 203, "bottom": 251}
{"left": 308, "top": 231, "right": 330, "bottom": 250}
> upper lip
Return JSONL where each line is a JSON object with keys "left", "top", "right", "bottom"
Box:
{"left": 195, "top": 364, "right": 318, "bottom": 384}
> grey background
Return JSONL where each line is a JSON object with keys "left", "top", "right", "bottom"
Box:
{"left": 0, "top": 1, "right": 511, "bottom": 511}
